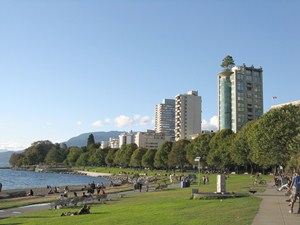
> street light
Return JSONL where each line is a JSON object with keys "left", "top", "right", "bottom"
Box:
{"left": 194, "top": 156, "right": 201, "bottom": 186}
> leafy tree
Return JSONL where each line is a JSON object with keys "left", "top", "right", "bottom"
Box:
{"left": 114, "top": 144, "right": 137, "bottom": 167}
{"left": 249, "top": 105, "right": 300, "bottom": 173}
{"left": 186, "top": 132, "right": 214, "bottom": 168}
{"left": 76, "top": 152, "right": 90, "bottom": 166}
{"left": 87, "top": 134, "right": 96, "bottom": 149}
{"left": 231, "top": 121, "right": 257, "bottom": 174}
{"left": 168, "top": 139, "right": 190, "bottom": 171}
{"left": 142, "top": 148, "right": 157, "bottom": 170}
{"left": 130, "top": 147, "right": 147, "bottom": 169}
{"left": 154, "top": 141, "right": 173, "bottom": 170}
{"left": 9, "top": 152, "right": 26, "bottom": 167}
{"left": 207, "top": 129, "right": 235, "bottom": 170}
{"left": 221, "top": 55, "right": 235, "bottom": 69}
{"left": 66, "top": 147, "right": 83, "bottom": 166}
{"left": 45, "top": 146, "right": 64, "bottom": 165}
{"left": 89, "top": 148, "right": 109, "bottom": 166}
{"left": 123, "top": 143, "right": 138, "bottom": 167}
{"left": 105, "top": 148, "right": 118, "bottom": 167}
{"left": 25, "top": 140, "right": 54, "bottom": 165}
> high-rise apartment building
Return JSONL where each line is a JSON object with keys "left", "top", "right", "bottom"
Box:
{"left": 155, "top": 99, "right": 175, "bottom": 141}
{"left": 218, "top": 64, "right": 263, "bottom": 132}
{"left": 175, "top": 91, "right": 202, "bottom": 141}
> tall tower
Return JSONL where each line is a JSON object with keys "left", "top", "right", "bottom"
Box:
{"left": 155, "top": 99, "right": 175, "bottom": 141}
{"left": 175, "top": 91, "right": 202, "bottom": 141}
{"left": 218, "top": 64, "right": 263, "bottom": 132}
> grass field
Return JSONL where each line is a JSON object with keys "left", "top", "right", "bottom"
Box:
{"left": 0, "top": 173, "right": 267, "bottom": 225}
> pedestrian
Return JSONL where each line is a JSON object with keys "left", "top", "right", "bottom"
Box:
{"left": 289, "top": 172, "right": 300, "bottom": 214}
{"left": 0, "top": 182, "right": 2, "bottom": 192}
{"left": 145, "top": 177, "right": 150, "bottom": 192}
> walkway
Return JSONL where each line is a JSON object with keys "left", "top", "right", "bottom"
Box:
{"left": 252, "top": 183, "right": 300, "bottom": 225}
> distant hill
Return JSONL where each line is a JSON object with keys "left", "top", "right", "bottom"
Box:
{"left": 0, "top": 150, "right": 23, "bottom": 167}
{"left": 64, "top": 131, "right": 124, "bottom": 147}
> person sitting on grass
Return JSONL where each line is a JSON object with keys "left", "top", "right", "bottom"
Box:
{"left": 61, "top": 204, "right": 91, "bottom": 216}
{"left": 27, "top": 189, "right": 34, "bottom": 196}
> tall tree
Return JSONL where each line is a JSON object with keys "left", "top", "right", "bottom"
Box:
{"left": 25, "top": 140, "right": 54, "bottom": 165}
{"left": 249, "top": 105, "right": 300, "bottom": 172}
{"left": 45, "top": 146, "right": 64, "bottom": 165}
{"left": 221, "top": 55, "right": 235, "bottom": 69}
{"left": 154, "top": 141, "right": 173, "bottom": 170}
{"left": 105, "top": 148, "right": 118, "bottom": 167}
{"left": 130, "top": 147, "right": 147, "bottom": 169}
{"left": 186, "top": 132, "right": 214, "bottom": 168}
{"left": 142, "top": 148, "right": 157, "bottom": 170}
{"left": 168, "top": 139, "right": 190, "bottom": 171}
{"left": 66, "top": 147, "right": 83, "bottom": 166}
{"left": 207, "top": 129, "right": 235, "bottom": 170}
{"left": 89, "top": 148, "right": 108, "bottom": 166}
{"left": 76, "top": 152, "right": 90, "bottom": 166}
{"left": 231, "top": 120, "right": 257, "bottom": 174}
{"left": 87, "top": 134, "right": 96, "bottom": 149}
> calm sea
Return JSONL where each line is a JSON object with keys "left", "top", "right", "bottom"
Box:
{"left": 0, "top": 169, "right": 109, "bottom": 190}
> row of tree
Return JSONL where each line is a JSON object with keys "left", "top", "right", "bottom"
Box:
{"left": 9, "top": 104, "right": 300, "bottom": 173}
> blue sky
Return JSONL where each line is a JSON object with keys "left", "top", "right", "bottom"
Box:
{"left": 0, "top": 0, "right": 299, "bottom": 150}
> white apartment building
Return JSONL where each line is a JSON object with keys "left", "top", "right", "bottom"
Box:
{"left": 155, "top": 99, "right": 175, "bottom": 141}
{"left": 175, "top": 91, "right": 202, "bottom": 141}
{"left": 119, "top": 131, "right": 135, "bottom": 148}
{"left": 100, "top": 138, "right": 119, "bottom": 149}
{"left": 270, "top": 100, "right": 300, "bottom": 110}
{"left": 135, "top": 130, "right": 166, "bottom": 149}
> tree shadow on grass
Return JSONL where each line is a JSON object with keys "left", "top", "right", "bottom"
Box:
{"left": 0, "top": 223, "right": 22, "bottom": 225}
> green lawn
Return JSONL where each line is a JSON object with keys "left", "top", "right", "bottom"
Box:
{"left": 0, "top": 174, "right": 264, "bottom": 225}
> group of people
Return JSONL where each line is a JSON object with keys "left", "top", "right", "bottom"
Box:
{"left": 47, "top": 186, "right": 60, "bottom": 194}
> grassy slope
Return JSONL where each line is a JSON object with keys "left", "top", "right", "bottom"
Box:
{"left": 0, "top": 174, "right": 263, "bottom": 225}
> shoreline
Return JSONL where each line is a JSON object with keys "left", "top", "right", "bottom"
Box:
{"left": 77, "top": 170, "right": 113, "bottom": 177}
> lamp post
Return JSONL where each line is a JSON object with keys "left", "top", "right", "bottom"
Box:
{"left": 194, "top": 157, "right": 201, "bottom": 186}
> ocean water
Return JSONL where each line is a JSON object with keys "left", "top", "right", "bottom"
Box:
{"left": 0, "top": 169, "right": 109, "bottom": 190}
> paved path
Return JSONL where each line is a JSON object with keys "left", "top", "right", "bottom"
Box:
{"left": 252, "top": 183, "right": 300, "bottom": 225}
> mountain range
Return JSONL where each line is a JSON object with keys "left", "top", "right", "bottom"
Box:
{"left": 63, "top": 131, "right": 124, "bottom": 147}
{"left": 0, "top": 151, "right": 16, "bottom": 167}
{"left": 0, "top": 131, "right": 125, "bottom": 166}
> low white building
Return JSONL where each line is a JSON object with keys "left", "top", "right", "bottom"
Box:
{"left": 270, "top": 100, "right": 300, "bottom": 110}
{"left": 109, "top": 138, "right": 119, "bottom": 149}
{"left": 135, "top": 130, "right": 167, "bottom": 149}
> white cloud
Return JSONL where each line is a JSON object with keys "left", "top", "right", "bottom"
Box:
{"left": 0, "top": 143, "right": 25, "bottom": 151}
{"left": 104, "top": 118, "right": 113, "bottom": 124}
{"left": 132, "top": 114, "right": 150, "bottom": 126}
{"left": 92, "top": 121, "right": 104, "bottom": 127}
{"left": 77, "top": 121, "right": 82, "bottom": 125}
{"left": 202, "top": 115, "right": 218, "bottom": 131}
{"left": 114, "top": 115, "right": 133, "bottom": 127}
{"left": 92, "top": 114, "right": 151, "bottom": 129}
{"left": 139, "top": 116, "right": 150, "bottom": 125}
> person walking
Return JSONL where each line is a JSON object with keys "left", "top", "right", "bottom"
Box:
{"left": 289, "top": 172, "right": 300, "bottom": 214}
{"left": 0, "top": 182, "right": 2, "bottom": 192}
